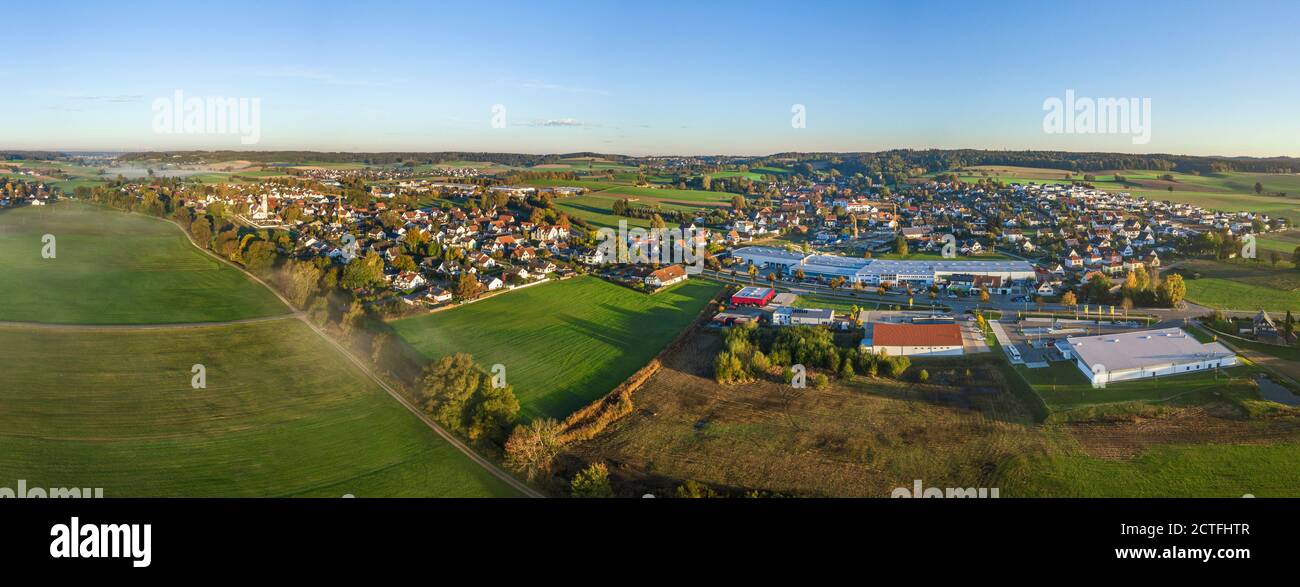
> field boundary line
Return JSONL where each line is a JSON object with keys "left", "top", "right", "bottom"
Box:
{"left": 557, "top": 283, "right": 733, "bottom": 443}
{"left": 0, "top": 314, "right": 297, "bottom": 331}
{"left": 88, "top": 202, "right": 542, "bottom": 498}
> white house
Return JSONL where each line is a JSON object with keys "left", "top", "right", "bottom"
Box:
{"left": 392, "top": 271, "right": 426, "bottom": 291}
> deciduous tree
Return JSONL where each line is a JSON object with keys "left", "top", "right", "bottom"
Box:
{"left": 570, "top": 463, "right": 614, "bottom": 498}
{"left": 504, "top": 418, "right": 563, "bottom": 481}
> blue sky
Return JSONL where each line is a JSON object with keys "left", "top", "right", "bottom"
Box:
{"left": 4, "top": 0, "right": 1298, "bottom": 156}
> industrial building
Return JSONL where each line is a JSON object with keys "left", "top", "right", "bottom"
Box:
{"left": 731, "top": 286, "right": 776, "bottom": 306}
{"left": 1055, "top": 328, "right": 1238, "bottom": 388}
{"left": 772, "top": 307, "right": 835, "bottom": 326}
{"left": 861, "top": 322, "right": 965, "bottom": 357}
{"left": 732, "top": 246, "right": 1035, "bottom": 286}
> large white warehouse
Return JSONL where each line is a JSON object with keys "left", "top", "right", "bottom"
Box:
{"left": 1056, "top": 328, "right": 1238, "bottom": 388}
{"left": 731, "top": 246, "right": 1035, "bottom": 286}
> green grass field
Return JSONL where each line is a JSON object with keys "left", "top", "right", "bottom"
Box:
{"left": 790, "top": 294, "right": 880, "bottom": 312}
{"left": 0, "top": 203, "right": 290, "bottom": 324}
{"left": 951, "top": 165, "right": 1300, "bottom": 221}
{"left": 554, "top": 195, "right": 654, "bottom": 229}
{"left": 522, "top": 177, "right": 728, "bottom": 229}
{"left": 0, "top": 319, "right": 517, "bottom": 497}
{"left": 594, "top": 184, "right": 731, "bottom": 205}
{"left": 1256, "top": 230, "right": 1300, "bottom": 261}
{"left": 1178, "top": 259, "right": 1300, "bottom": 313}
{"left": 390, "top": 276, "right": 722, "bottom": 420}
{"left": 530, "top": 158, "right": 637, "bottom": 172}
{"left": 1000, "top": 442, "right": 1300, "bottom": 497}
{"left": 703, "top": 171, "right": 769, "bottom": 181}
{"left": 521, "top": 178, "right": 634, "bottom": 190}
{"left": 1019, "top": 361, "right": 1260, "bottom": 412}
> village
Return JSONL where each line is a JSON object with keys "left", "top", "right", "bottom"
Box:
{"left": 8, "top": 157, "right": 1293, "bottom": 397}
{"left": 3, "top": 161, "right": 1289, "bottom": 323}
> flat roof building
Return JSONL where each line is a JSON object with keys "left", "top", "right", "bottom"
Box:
{"left": 731, "top": 286, "right": 776, "bottom": 306}
{"left": 1060, "top": 328, "right": 1238, "bottom": 388}
{"left": 772, "top": 307, "right": 835, "bottom": 326}
{"left": 769, "top": 292, "right": 799, "bottom": 307}
{"left": 732, "top": 246, "right": 1035, "bottom": 286}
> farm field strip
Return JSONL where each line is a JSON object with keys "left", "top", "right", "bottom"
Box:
{"left": 0, "top": 319, "right": 518, "bottom": 497}
{"left": 0, "top": 203, "right": 289, "bottom": 324}
{"left": 390, "top": 276, "right": 723, "bottom": 420}
{"left": 1176, "top": 259, "right": 1300, "bottom": 314}
{"left": 0, "top": 202, "right": 524, "bottom": 497}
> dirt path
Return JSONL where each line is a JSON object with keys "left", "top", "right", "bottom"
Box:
{"left": 162, "top": 213, "right": 544, "bottom": 498}
{"left": 29, "top": 204, "right": 542, "bottom": 498}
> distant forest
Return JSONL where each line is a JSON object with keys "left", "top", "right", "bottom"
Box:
{"left": 7, "top": 148, "right": 1299, "bottom": 177}
{"left": 107, "top": 151, "right": 634, "bottom": 168}
{"left": 760, "top": 149, "right": 1300, "bottom": 176}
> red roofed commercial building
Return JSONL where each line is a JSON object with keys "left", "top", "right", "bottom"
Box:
{"left": 645, "top": 264, "right": 689, "bottom": 288}
{"left": 861, "top": 322, "right": 964, "bottom": 357}
{"left": 731, "top": 286, "right": 775, "bottom": 306}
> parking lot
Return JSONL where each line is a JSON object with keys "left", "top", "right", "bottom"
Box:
{"left": 867, "top": 309, "right": 989, "bottom": 354}
{"left": 1000, "top": 318, "right": 1142, "bottom": 368}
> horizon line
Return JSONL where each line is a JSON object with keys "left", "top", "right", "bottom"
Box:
{"left": 5, "top": 146, "right": 1300, "bottom": 161}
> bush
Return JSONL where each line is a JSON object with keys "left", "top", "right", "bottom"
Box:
{"left": 714, "top": 351, "right": 748, "bottom": 384}
{"left": 918, "top": 369, "right": 929, "bottom": 383}
{"left": 570, "top": 462, "right": 614, "bottom": 498}
{"left": 884, "top": 355, "right": 911, "bottom": 378}
{"left": 675, "top": 480, "right": 720, "bottom": 498}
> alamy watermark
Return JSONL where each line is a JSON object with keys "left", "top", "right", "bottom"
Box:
{"left": 1042, "top": 89, "right": 1150, "bottom": 145}
{"left": 491, "top": 104, "right": 507, "bottom": 128}
{"left": 41, "top": 234, "right": 57, "bottom": 259}
{"left": 50, "top": 517, "right": 151, "bottom": 568}
{"left": 596, "top": 220, "right": 707, "bottom": 274}
{"left": 491, "top": 364, "right": 507, "bottom": 388}
{"left": 191, "top": 363, "right": 207, "bottom": 389}
{"left": 789, "top": 364, "right": 807, "bottom": 389}
{"left": 940, "top": 233, "right": 956, "bottom": 259}
{"left": 891, "top": 479, "right": 999, "bottom": 498}
{"left": 1, "top": 479, "right": 104, "bottom": 498}
{"left": 152, "top": 89, "right": 261, "bottom": 145}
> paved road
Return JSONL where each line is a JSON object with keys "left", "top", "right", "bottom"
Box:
{"left": 705, "top": 267, "right": 1232, "bottom": 328}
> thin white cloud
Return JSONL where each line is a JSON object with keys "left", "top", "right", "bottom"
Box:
{"left": 28, "top": 91, "right": 143, "bottom": 111}
{"left": 68, "top": 94, "right": 144, "bottom": 102}
{"left": 507, "top": 79, "right": 613, "bottom": 97}
{"left": 26, "top": 90, "right": 145, "bottom": 103}
{"left": 245, "top": 65, "right": 395, "bottom": 87}
{"left": 522, "top": 118, "right": 590, "bottom": 128}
